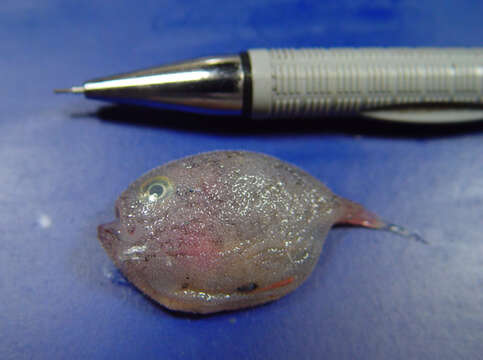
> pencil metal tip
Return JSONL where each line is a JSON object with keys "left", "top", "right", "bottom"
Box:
{"left": 54, "top": 86, "right": 85, "bottom": 94}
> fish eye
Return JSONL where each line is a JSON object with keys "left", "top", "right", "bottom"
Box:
{"left": 148, "top": 183, "right": 165, "bottom": 196}
{"left": 140, "top": 176, "right": 173, "bottom": 202}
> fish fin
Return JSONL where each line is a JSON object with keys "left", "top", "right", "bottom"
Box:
{"left": 336, "top": 199, "right": 385, "bottom": 229}
{"left": 377, "top": 223, "right": 428, "bottom": 244}
{"left": 336, "top": 199, "right": 427, "bottom": 244}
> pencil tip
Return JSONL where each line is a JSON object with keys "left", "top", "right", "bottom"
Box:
{"left": 54, "top": 86, "right": 85, "bottom": 94}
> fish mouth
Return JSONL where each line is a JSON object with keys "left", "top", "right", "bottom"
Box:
{"left": 98, "top": 220, "right": 121, "bottom": 258}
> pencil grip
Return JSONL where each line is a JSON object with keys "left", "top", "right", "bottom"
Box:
{"left": 248, "top": 48, "right": 483, "bottom": 118}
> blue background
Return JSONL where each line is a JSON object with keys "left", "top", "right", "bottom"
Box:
{"left": 1, "top": 1, "right": 483, "bottom": 359}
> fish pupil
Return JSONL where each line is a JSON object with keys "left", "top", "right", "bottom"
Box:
{"left": 149, "top": 184, "right": 164, "bottom": 196}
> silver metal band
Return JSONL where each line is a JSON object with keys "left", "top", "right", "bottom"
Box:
{"left": 83, "top": 54, "right": 245, "bottom": 115}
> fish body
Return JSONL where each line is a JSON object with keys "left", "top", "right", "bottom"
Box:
{"left": 98, "top": 151, "right": 383, "bottom": 313}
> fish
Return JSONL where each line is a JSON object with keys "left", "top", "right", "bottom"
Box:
{"left": 98, "top": 150, "right": 421, "bottom": 314}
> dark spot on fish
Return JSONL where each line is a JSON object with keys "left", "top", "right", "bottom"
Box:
{"left": 237, "top": 283, "right": 258, "bottom": 293}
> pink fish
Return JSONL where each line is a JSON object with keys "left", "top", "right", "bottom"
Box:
{"left": 98, "top": 151, "right": 421, "bottom": 314}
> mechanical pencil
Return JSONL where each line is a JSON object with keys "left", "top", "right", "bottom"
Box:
{"left": 55, "top": 48, "right": 483, "bottom": 123}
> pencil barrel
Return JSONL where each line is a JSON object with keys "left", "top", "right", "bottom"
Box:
{"left": 248, "top": 48, "right": 483, "bottom": 118}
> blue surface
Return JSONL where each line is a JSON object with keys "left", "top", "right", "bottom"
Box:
{"left": 1, "top": 1, "right": 483, "bottom": 359}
